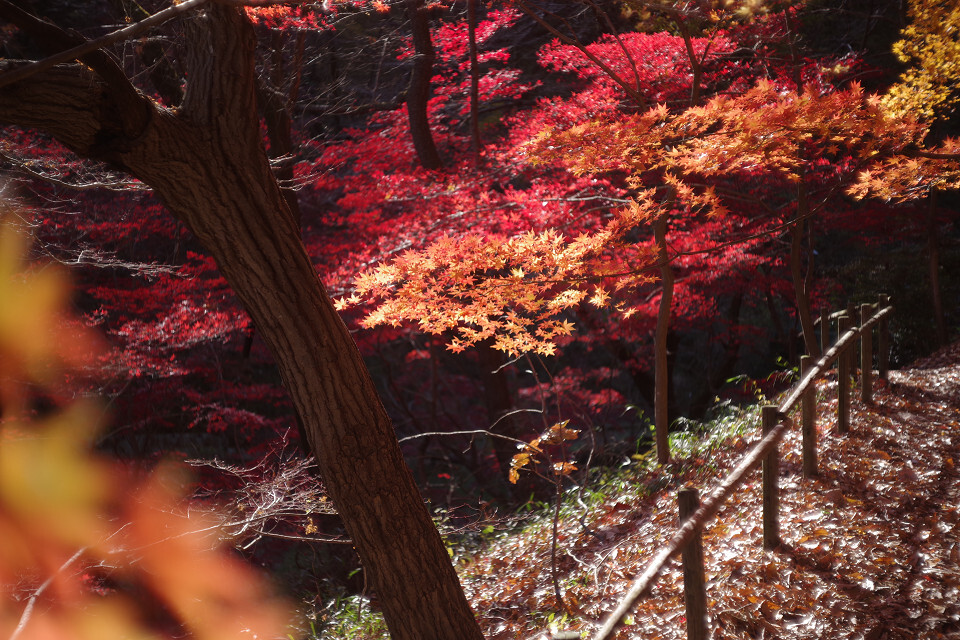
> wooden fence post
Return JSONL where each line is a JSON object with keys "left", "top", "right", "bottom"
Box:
{"left": 761, "top": 406, "right": 780, "bottom": 549}
{"left": 820, "top": 307, "right": 829, "bottom": 355}
{"left": 838, "top": 312, "right": 851, "bottom": 434}
{"left": 860, "top": 303, "right": 873, "bottom": 404}
{"left": 878, "top": 294, "right": 890, "bottom": 381}
{"left": 679, "top": 487, "right": 707, "bottom": 640}
{"left": 800, "top": 355, "right": 817, "bottom": 477}
{"left": 847, "top": 303, "right": 857, "bottom": 377}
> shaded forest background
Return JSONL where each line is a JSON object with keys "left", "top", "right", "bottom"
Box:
{"left": 1, "top": 0, "right": 958, "bottom": 624}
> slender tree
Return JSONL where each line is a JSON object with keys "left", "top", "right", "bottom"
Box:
{"left": 407, "top": 0, "right": 444, "bottom": 169}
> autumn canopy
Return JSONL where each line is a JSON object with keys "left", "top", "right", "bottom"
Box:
{"left": 0, "top": 0, "right": 958, "bottom": 638}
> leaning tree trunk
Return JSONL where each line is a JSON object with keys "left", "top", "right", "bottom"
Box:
{"left": 0, "top": 5, "right": 482, "bottom": 639}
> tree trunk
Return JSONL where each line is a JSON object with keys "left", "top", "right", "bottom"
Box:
{"left": 0, "top": 5, "right": 482, "bottom": 639}
{"left": 791, "top": 182, "right": 821, "bottom": 358}
{"left": 467, "top": 0, "right": 482, "bottom": 163}
{"left": 653, "top": 213, "right": 673, "bottom": 464}
{"left": 927, "top": 191, "right": 947, "bottom": 346}
{"left": 407, "top": 0, "right": 443, "bottom": 170}
{"left": 477, "top": 339, "right": 532, "bottom": 499}
{"left": 688, "top": 290, "right": 742, "bottom": 418}
{"left": 677, "top": 21, "right": 703, "bottom": 107}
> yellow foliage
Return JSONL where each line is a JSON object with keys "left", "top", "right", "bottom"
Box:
{"left": 882, "top": 0, "right": 960, "bottom": 121}
{"left": 621, "top": 0, "right": 786, "bottom": 34}
{"left": 0, "top": 221, "right": 100, "bottom": 414}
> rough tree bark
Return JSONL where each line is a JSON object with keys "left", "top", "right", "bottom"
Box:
{"left": 0, "top": 4, "right": 483, "bottom": 639}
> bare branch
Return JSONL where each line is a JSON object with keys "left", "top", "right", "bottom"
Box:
{"left": 0, "top": 0, "right": 149, "bottom": 135}
{"left": 398, "top": 427, "right": 531, "bottom": 448}
{"left": 910, "top": 149, "right": 960, "bottom": 161}
{"left": 0, "top": 0, "right": 317, "bottom": 91}
{"left": 10, "top": 547, "right": 89, "bottom": 640}
{"left": 514, "top": 0, "right": 647, "bottom": 108}
{"left": 0, "top": 150, "right": 147, "bottom": 192}
{"left": 0, "top": 0, "right": 208, "bottom": 90}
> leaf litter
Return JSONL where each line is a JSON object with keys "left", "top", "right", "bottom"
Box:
{"left": 460, "top": 341, "right": 960, "bottom": 640}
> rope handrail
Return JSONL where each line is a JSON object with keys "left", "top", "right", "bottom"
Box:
{"left": 778, "top": 306, "right": 891, "bottom": 413}
{"left": 590, "top": 302, "right": 893, "bottom": 640}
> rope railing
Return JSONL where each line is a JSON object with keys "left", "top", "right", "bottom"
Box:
{"left": 588, "top": 294, "right": 893, "bottom": 640}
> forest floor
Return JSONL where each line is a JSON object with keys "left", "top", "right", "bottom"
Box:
{"left": 456, "top": 341, "right": 960, "bottom": 640}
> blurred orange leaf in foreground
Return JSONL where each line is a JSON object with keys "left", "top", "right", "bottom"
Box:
{"left": 0, "top": 213, "right": 292, "bottom": 640}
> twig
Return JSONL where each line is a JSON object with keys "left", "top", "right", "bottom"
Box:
{"left": 551, "top": 474, "right": 566, "bottom": 611}
{"left": 514, "top": 0, "right": 646, "bottom": 108}
{"left": 10, "top": 547, "right": 88, "bottom": 640}
{"left": 0, "top": 0, "right": 211, "bottom": 89}
{"left": 398, "top": 428, "right": 530, "bottom": 448}
{"left": 0, "top": 0, "right": 316, "bottom": 90}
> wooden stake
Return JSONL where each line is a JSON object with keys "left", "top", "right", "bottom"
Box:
{"left": 860, "top": 303, "right": 873, "bottom": 404}
{"left": 838, "top": 312, "right": 851, "bottom": 434}
{"left": 679, "top": 487, "right": 707, "bottom": 640}
{"left": 800, "top": 355, "right": 816, "bottom": 477}
{"left": 820, "top": 307, "right": 829, "bottom": 355}
{"left": 878, "top": 294, "right": 890, "bottom": 381}
{"left": 761, "top": 406, "right": 780, "bottom": 549}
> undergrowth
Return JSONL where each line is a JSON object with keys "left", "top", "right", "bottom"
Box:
{"left": 302, "top": 397, "right": 764, "bottom": 639}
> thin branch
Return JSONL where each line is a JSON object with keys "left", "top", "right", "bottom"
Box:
{"left": 0, "top": 0, "right": 149, "bottom": 134}
{"left": 247, "top": 529, "right": 354, "bottom": 544}
{"left": 0, "top": 150, "right": 147, "bottom": 192}
{"left": 398, "top": 428, "right": 530, "bottom": 448}
{"left": 10, "top": 547, "right": 89, "bottom": 640}
{"left": 582, "top": 0, "right": 643, "bottom": 96}
{"left": 514, "top": 0, "right": 647, "bottom": 108}
{"left": 909, "top": 149, "right": 960, "bottom": 161}
{"left": 0, "top": 0, "right": 202, "bottom": 89}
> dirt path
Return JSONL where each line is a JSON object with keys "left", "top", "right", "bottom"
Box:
{"left": 468, "top": 342, "right": 960, "bottom": 640}
{"left": 617, "top": 341, "right": 960, "bottom": 639}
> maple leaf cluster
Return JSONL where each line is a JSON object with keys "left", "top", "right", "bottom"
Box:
{"left": 339, "top": 2, "right": 960, "bottom": 365}
{"left": 333, "top": 14, "right": 772, "bottom": 355}
{"left": 848, "top": 138, "right": 960, "bottom": 203}
{"left": 508, "top": 420, "right": 579, "bottom": 484}
{"left": 344, "top": 202, "right": 660, "bottom": 356}
{"left": 882, "top": 0, "right": 960, "bottom": 122}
